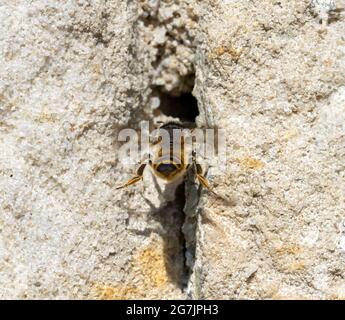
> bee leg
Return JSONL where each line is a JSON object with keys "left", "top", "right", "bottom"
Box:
{"left": 193, "top": 162, "right": 218, "bottom": 196}
{"left": 191, "top": 151, "right": 216, "bottom": 195}
{"left": 191, "top": 153, "right": 235, "bottom": 206}
{"left": 116, "top": 162, "right": 147, "bottom": 190}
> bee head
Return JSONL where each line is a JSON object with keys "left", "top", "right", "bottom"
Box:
{"left": 152, "top": 157, "right": 184, "bottom": 180}
{"left": 156, "top": 163, "right": 178, "bottom": 176}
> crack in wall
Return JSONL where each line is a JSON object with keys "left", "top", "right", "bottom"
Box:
{"left": 153, "top": 90, "right": 200, "bottom": 295}
{"left": 125, "top": 0, "right": 202, "bottom": 298}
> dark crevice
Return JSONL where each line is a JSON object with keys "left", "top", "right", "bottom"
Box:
{"left": 132, "top": 0, "right": 200, "bottom": 296}
{"left": 157, "top": 91, "right": 199, "bottom": 123}
{"left": 152, "top": 79, "right": 199, "bottom": 294}
{"left": 173, "top": 182, "right": 189, "bottom": 288}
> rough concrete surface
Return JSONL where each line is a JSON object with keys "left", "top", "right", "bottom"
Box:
{"left": 0, "top": 0, "right": 345, "bottom": 299}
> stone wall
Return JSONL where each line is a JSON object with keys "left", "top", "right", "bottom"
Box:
{"left": 0, "top": 0, "right": 344, "bottom": 299}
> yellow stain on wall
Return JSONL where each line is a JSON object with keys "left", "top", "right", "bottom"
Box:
{"left": 283, "top": 262, "right": 306, "bottom": 272}
{"left": 276, "top": 246, "right": 303, "bottom": 256}
{"left": 93, "top": 241, "right": 173, "bottom": 299}
{"left": 135, "top": 242, "right": 169, "bottom": 288}
{"left": 236, "top": 157, "right": 264, "bottom": 170}
{"left": 212, "top": 46, "right": 242, "bottom": 60}
{"left": 274, "top": 245, "right": 305, "bottom": 273}
{"left": 96, "top": 284, "right": 140, "bottom": 300}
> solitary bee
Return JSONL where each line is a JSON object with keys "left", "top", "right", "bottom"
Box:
{"left": 116, "top": 121, "right": 215, "bottom": 195}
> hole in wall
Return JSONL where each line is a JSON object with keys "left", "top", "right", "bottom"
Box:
{"left": 157, "top": 92, "right": 199, "bottom": 123}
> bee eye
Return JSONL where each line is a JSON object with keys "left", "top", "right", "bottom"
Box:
{"left": 156, "top": 163, "right": 177, "bottom": 175}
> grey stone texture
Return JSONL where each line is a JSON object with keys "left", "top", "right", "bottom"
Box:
{"left": 0, "top": 0, "right": 345, "bottom": 299}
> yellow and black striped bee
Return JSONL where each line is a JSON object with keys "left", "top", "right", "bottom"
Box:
{"left": 116, "top": 121, "right": 214, "bottom": 194}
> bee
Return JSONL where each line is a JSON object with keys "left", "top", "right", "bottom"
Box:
{"left": 116, "top": 121, "right": 215, "bottom": 195}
